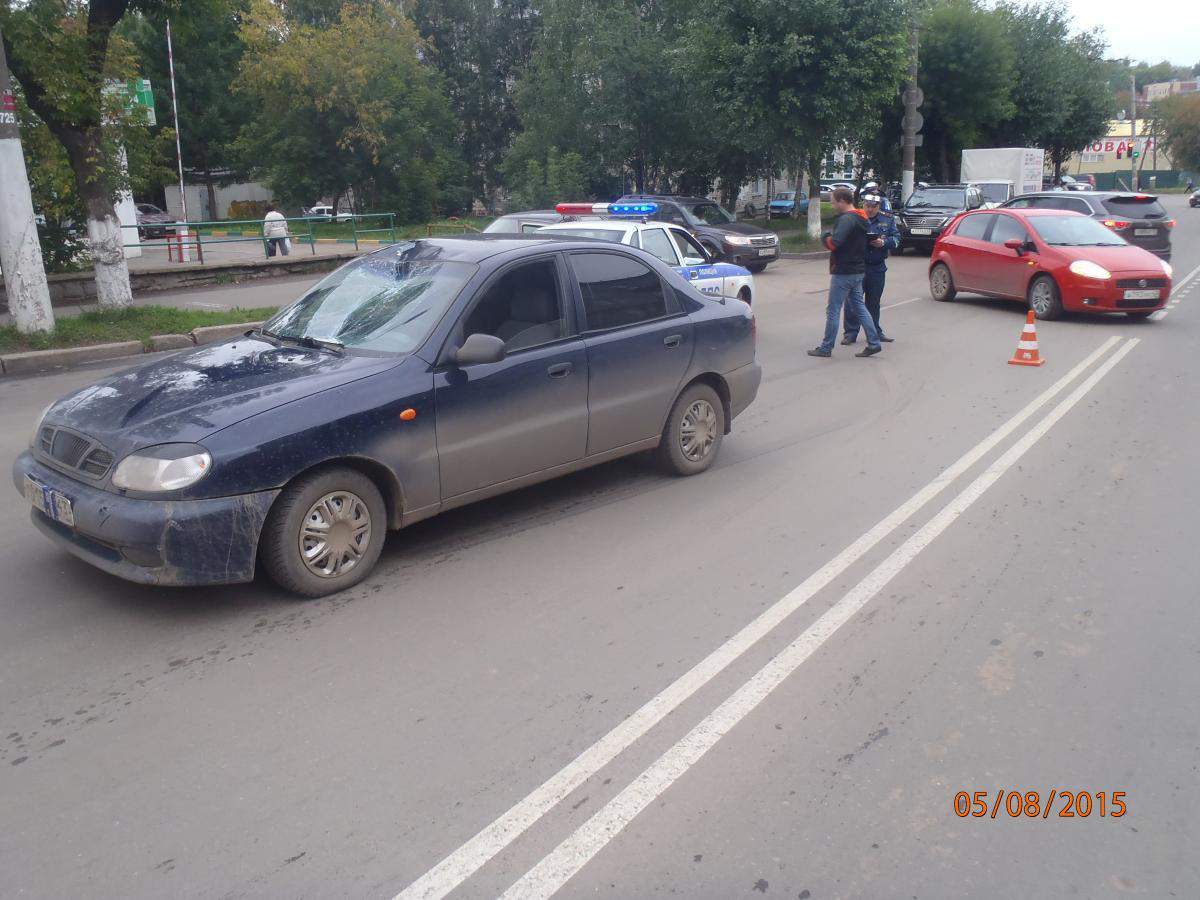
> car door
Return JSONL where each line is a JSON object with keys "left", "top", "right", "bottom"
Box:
{"left": 980, "top": 213, "right": 1037, "bottom": 298}
{"left": 944, "top": 213, "right": 995, "bottom": 291}
{"left": 433, "top": 254, "right": 589, "bottom": 499}
{"left": 568, "top": 251, "right": 694, "bottom": 455}
{"left": 668, "top": 227, "right": 728, "bottom": 298}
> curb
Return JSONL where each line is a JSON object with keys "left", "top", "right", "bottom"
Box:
{"left": 0, "top": 321, "right": 265, "bottom": 377}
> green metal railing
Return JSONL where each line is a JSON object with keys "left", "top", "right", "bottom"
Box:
{"left": 120, "top": 212, "right": 399, "bottom": 263}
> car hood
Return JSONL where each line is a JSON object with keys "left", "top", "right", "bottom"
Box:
{"left": 43, "top": 335, "right": 401, "bottom": 454}
{"left": 138, "top": 213, "right": 176, "bottom": 223}
{"left": 769, "top": 199, "right": 795, "bottom": 206}
{"left": 900, "top": 206, "right": 960, "bottom": 215}
{"left": 698, "top": 221, "right": 772, "bottom": 236}
{"left": 1057, "top": 244, "right": 1170, "bottom": 274}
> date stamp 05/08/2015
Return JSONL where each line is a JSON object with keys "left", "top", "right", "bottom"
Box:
{"left": 954, "top": 790, "right": 1128, "bottom": 820}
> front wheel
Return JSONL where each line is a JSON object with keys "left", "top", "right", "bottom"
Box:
{"left": 656, "top": 383, "right": 725, "bottom": 476}
{"left": 930, "top": 262, "right": 956, "bottom": 301}
{"left": 1027, "top": 274, "right": 1063, "bottom": 320}
{"left": 260, "top": 467, "right": 387, "bottom": 597}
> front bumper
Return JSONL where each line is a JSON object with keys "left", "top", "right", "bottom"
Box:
{"left": 898, "top": 226, "right": 945, "bottom": 247}
{"left": 13, "top": 451, "right": 280, "bottom": 587}
{"left": 724, "top": 244, "right": 778, "bottom": 266}
{"left": 1060, "top": 277, "right": 1171, "bottom": 313}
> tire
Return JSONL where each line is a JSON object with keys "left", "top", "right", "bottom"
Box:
{"left": 1125, "top": 310, "right": 1154, "bottom": 319}
{"left": 656, "top": 383, "right": 725, "bottom": 476}
{"left": 260, "top": 467, "right": 387, "bottom": 598}
{"left": 1027, "top": 274, "right": 1063, "bottom": 320}
{"left": 737, "top": 286, "right": 752, "bottom": 305}
{"left": 746, "top": 262, "right": 768, "bottom": 273}
{"left": 929, "top": 262, "right": 957, "bottom": 301}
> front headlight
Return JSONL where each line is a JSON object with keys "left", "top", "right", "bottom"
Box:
{"left": 31, "top": 403, "right": 53, "bottom": 447}
{"left": 1160, "top": 259, "right": 1173, "bottom": 278}
{"left": 1069, "top": 260, "right": 1112, "bottom": 280}
{"left": 112, "top": 443, "right": 212, "bottom": 492}
{"left": 723, "top": 234, "right": 754, "bottom": 246}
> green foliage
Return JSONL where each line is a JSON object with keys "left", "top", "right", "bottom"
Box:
{"left": 1153, "top": 95, "right": 1200, "bottom": 172}
{"left": 505, "top": 147, "right": 587, "bottom": 209}
{"left": 234, "top": 0, "right": 467, "bottom": 222}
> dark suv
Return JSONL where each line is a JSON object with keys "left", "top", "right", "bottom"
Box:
{"left": 1002, "top": 192, "right": 1173, "bottom": 259}
{"left": 896, "top": 184, "right": 985, "bottom": 253}
{"left": 617, "top": 195, "right": 780, "bottom": 271}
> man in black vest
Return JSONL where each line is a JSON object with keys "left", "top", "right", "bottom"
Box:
{"left": 808, "top": 188, "right": 882, "bottom": 358}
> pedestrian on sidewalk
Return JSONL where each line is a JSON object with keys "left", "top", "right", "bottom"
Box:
{"left": 263, "top": 206, "right": 290, "bottom": 258}
{"left": 842, "top": 190, "right": 898, "bottom": 345}
{"left": 808, "top": 187, "right": 882, "bottom": 359}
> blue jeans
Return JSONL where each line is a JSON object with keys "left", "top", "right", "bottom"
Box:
{"left": 844, "top": 268, "right": 886, "bottom": 340}
{"left": 821, "top": 273, "right": 879, "bottom": 352}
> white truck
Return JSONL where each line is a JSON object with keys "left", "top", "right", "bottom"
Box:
{"left": 960, "top": 148, "right": 1045, "bottom": 207}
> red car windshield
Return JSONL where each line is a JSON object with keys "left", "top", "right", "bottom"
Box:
{"left": 1029, "top": 215, "right": 1126, "bottom": 247}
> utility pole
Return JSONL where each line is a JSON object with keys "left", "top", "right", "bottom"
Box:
{"left": 900, "top": 23, "right": 923, "bottom": 204}
{"left": 0, "top": 28, "right": 54, "bottom": 334}
{"left": 1130, "top": 74, "right": 1137, "bottom": 190}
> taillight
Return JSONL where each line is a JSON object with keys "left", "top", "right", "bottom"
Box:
{"left": 1165, "top": 219, "right": 1176, "bottom": 229}
{"left": 1102, "top": 219, "right": 1131, "bottom": 230}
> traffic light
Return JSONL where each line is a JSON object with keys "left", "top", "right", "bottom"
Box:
{"left": 1131, "top": 147, "right": 1139, "bottom": 159}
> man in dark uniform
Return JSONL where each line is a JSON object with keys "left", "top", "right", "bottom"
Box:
{"left": 808, "top": 187, "right": 882, "bottom": 358}
{"left": 842, "top": 190, "right": 898, "bottom": 345}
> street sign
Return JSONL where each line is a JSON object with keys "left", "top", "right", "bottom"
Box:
{"left": 902, "top": 111, "right": 924, "bottom": 133}
{"left": 103, "top": 79, "right": 156, "bottom": 126}
{"left": 903, "top": 87, "right": 924, "bottom": 107}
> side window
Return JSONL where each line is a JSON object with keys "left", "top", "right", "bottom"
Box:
{"left": 670, "top": 228, "right": 709, "bottom": 262}
{"left": 1006, "top": 198, "right": 1033, "bottom": 209}
{"left": 1064, "top": 198, "right": 1091, "bottom": 215}
{"left": 640, "top": 228, "right": 679, "bottom": 266}
{"left": 573, "top": 252, "right": 668, "bottom": 331}
{"left": 460, "top": 258, "right": 566, "bottom": 353}
{"left": 953, "top": 214, "right": 993, "bottom": 240}
{"left": 989, "top": 215, "right": 1029, "bottom": 245}
{"left": 655, "top": 204, "right": 686, "bottom": 226}
{"left": 521, "top": 222, "right": 545, "bottom": 234}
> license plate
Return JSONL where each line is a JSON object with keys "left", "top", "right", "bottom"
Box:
{"left": 910, "top": 228, "right": 932, "bottom": 235}
{"left": 1134, "top": 228, "right": 1157, "bottom": 236}
{"left": 1123, "top": 288, "right": 1160, "bottom": 300}
{"left": 757, "top": 248, "right": 776, "bottom": 257}
{"left": 24, "top": 475, "right": 74, "bottom": 527}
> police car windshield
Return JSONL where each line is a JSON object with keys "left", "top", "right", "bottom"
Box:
{"left": 540, "top": 227, "right": 626, "bottom": 242}
{"left": 263, "top": 253, "right": 477, "bottom": 353}
{"left": 1029, "top": 215, "right": 1126, "bottom": 247}
{"left": 686, "top": 203, "right": 736, "bottom": 226}
{"left": 906, "top": 188, "right": 966, "bottom": 208}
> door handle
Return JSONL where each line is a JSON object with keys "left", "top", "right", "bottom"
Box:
{"left": 663, "top": 334, "right": 682, "bottom": 348}
{"left": 547, "top": 362, "right": 573, "bottom": 378}
{"left": 688, "top": 269, "right": 699, "bottom": 279}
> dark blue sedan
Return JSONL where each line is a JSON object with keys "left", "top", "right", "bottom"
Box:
{"left": 15, "top": 236, "right": 761, "bottom": 596}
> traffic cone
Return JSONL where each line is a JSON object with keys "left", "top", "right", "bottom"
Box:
{"left": 1008, "top": 310, "right": 1045, "bottom": 367}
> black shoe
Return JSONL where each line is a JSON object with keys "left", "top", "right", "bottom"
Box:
{"left": 878, "top": 334, "right": 895, "bottom": 343}
{"left": 807, "top": 347, "right": 832, "bottom": 358}
{"left": 856, "top": 345, "right": 882, "bottom": 357}
{"left": 841, "top": 335, "right": 857, "bottom": 345}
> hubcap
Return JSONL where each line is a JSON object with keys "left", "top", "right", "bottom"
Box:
{"left": 932, "top": 267, "right": 949, "bottom": 296}
{"left": 680, "top": 399, "right": 718, "bottom": 462}
{"left": 298, "top": 490, "right": 372, "bottom": 579}
{"left": 1031, "top": 281, "right": 1053, "bottom": 314}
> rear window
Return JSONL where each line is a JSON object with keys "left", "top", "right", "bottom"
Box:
{"left": 542, "top": 227, "right": 626, "bottom": 242}
{"left": 1102, "top": 196, "right": 1167, "bottom": 219}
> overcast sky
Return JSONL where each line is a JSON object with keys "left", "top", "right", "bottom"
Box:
{"left": 1061, "top": 0, "right": 1198, "bottom": 65}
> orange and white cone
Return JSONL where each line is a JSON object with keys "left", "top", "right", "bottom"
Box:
{"left": 1008, "top": 310, "right": 1045, "bottom": 367}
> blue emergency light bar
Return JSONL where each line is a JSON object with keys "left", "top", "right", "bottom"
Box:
{"left": 609, "top": 202, "right": 659, "bottom": 216}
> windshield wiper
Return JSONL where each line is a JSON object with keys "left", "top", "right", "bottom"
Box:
{"left": 296, "top": 335, "right": 345, "bottom": 354}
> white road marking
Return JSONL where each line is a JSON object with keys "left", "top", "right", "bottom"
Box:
{"left": 394, "top": 335, "right": 1125, "bottom": 900}
{"left": 882, "top": 296, "right": 922, "bottom": 310}
{"left": 500, "top": 338, "right": 1141, "bottom": 900}
{"left": 1154, "top": 263, "right": 1200, "bottom": 319}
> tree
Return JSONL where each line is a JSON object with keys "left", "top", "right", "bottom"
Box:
{"left": 1153, "top": 94, "right": 1200, "bottom": 172}
{"left": 412, "top": 0, "right": 538, "bottom": 210}
{"left": 2, "top": 0, "right": 175, "bottom": 308}
{"left": 234, "top": 0, "right": 466, "bottom": 222}
{"left": 1042, "top": 33, "right": 1115, "bottom": 177}
{"left": 506, "top": 146, "right": 587, "bottom": 209}
{"left": 918, "top": 0, "right": 1015, "bottom": 182}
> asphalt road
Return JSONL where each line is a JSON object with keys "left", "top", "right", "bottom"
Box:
{"left": 2, "top": 195, "right": 1198, "bottom": 899}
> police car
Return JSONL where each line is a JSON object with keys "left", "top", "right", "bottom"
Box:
{"left": 538, "top": 202, "right": 756, "bottom": 305}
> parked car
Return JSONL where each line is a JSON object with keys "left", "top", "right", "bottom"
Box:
{"left": 1073, "top": 174, "right": 1096, "bottom": 189}
{"left": 895, "top": 183, "right": 985, "bottom": 253}
{"left": 1189, "top": 190, "right": 1198, "bottom": 208}
{"left": 768, "top": 190, "right": 809, "bottom": 219}
{"left": 928, "top": 207, "right": 1172, "bottom": 320}
{"left": 306, "top": 205, "right": 353, "bottom": 223}
{"left": 820, "top": 181, "right": 856, "bottom": 201}
{"left": 617, "top": 194, "right": 780, "bottom": 272}
{"left": 1002, "top": 191, "right": 1173, "bottom": 259}
{"left": 967, "top": 180, "right": 1015, "bottom": 209}
{"left": 482, "top": 210, "right": 564, "bottom": 234}
{"left": 735, "top": 186, "right": 769, "bottom": 218}
{"left": 135, "top": 202, "right": 176, "bottom": 239}
{"left": 15, "top": 235, "right": 761, "bottom": 597}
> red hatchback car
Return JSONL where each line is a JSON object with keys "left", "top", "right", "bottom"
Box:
{"left": 929, "top": 208, "right": 1173, "bottom": 319}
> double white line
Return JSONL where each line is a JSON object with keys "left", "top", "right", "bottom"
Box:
{"left": 397, "top": 334, "right": 1140, "bottom": 900}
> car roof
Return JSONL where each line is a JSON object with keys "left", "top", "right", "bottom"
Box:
{"left": 497, "top": 209, "right": 561, "bottom": 219}
{"left": 370, "top": 234, "right": 624, "bottom": 263}
{"left": 540, "top": 220, "right": 639, "bottom": 232}
{"left": 970, "top": 207, "right": 1082, "bottom": 217}
{"left": 1013, "top": 191, "right": 1156, "bottom": 200}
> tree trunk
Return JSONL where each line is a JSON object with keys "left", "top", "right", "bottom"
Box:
{"left": 806, "top": 156, "right": 823, "bottom": 240}
{"left": 938, "top": 132, "right": 950, "bottom": 183}
{"left": 203, "top": 165, "right": 218, "bottom": 221}
{"left": 64, "top": 129, "right": 131, "bottom": 309}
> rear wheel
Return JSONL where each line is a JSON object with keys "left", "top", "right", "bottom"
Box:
{"left": 260, "top": 467, "right": 387, "bottom": 597}
{"left": 1027, "top": 274, "right": 1063, "bottom": 320}
{"left": 929, "top": 262, "right": 956, "bottom": 301}
{"left": 656, "top": 383, "right": 725, "bottom": 476}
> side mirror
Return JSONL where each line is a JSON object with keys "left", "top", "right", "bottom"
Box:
{"left": 682, "top": 255, "right": 707, "bottom": 266}
{"left": 1003, "top": 239, "right": 1025, "bottom": 255}
{"left": 454, "top": 333, "right": 506, "bottom": 366}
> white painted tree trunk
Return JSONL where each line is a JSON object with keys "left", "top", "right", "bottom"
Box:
{"left": 86, "top": 212, "right": 132, "bottom": 309}
{"left": 0, "top": 137, "right": 54, "bottom": 333}
{"left": 806, "top": 186, "right": 823, "bottom": 240}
